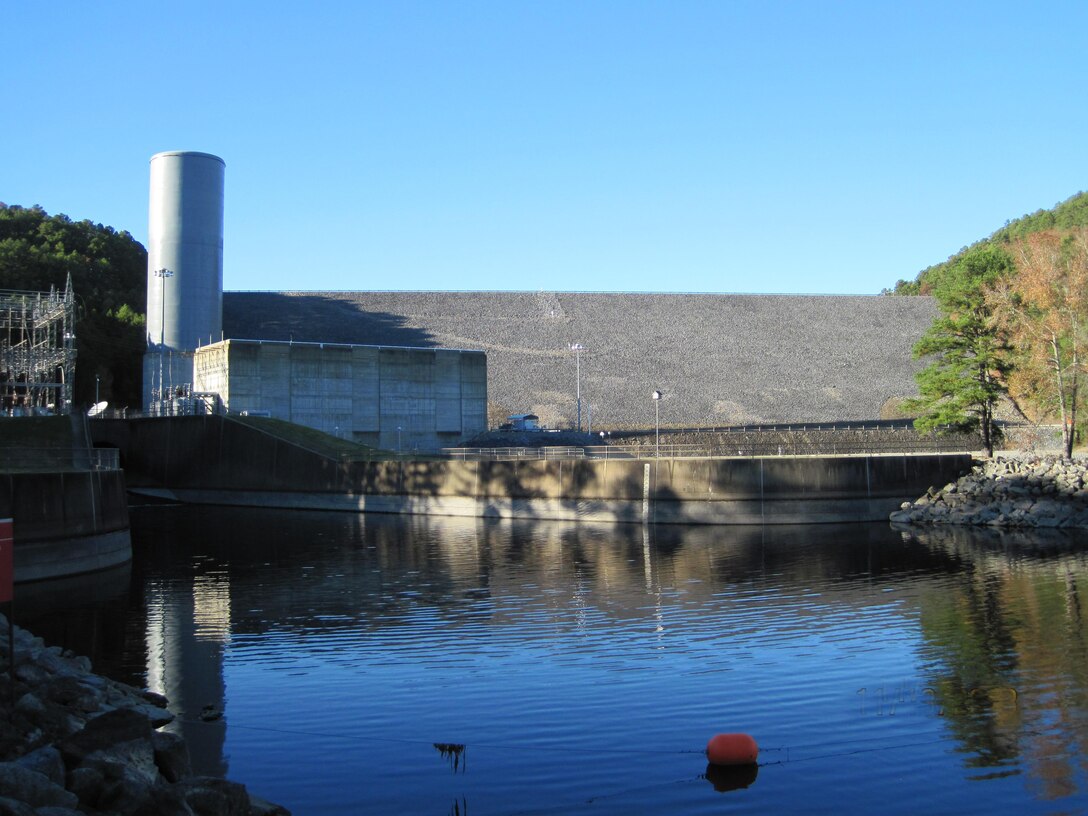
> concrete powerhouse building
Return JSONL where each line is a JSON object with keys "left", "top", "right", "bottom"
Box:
{"left": 192, "top": 339, "right": 486, "bottom": 451}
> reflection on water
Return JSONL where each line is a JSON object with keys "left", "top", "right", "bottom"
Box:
{"left": 22, "top": 508, "right": 1088, "bottom": 815}
{"left": 705, "top": 762, "right": 759, "bottom": 793}
{"left": 895, "top": 524, "right": 1088, "bottom": 804}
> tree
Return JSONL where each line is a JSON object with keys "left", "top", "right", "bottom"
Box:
{"left": 988, "top": 229, "right": 1088, "bottom": 459}
{"left": 906, "top": 246, "right": 1014, "bottom": 457}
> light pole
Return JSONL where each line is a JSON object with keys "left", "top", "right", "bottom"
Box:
{"left": 95, "top": 375, "right": 100, "bottom": 405}
{"left": 652, "top": 390, "right": 662, "bottom": 458}
{"left": 152, "top": 268, "right": 173, "bottom": 412}
{"left": 569, "top": 343, "right": 586, "bottom": 431}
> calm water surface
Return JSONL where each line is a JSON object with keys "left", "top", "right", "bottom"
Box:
{"left": 23, "top": 506, "right": 1088, "bottom": 815}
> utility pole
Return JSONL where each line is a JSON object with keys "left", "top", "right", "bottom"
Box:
{"left": 652, "top": 390, "right": 662, "bottom": 458}
{"left": 152, "top": 268, "right": 173, "bottom": 414}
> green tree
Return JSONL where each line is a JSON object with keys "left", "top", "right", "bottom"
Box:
{"left": 0, "top": 204, "right": 147, "bottom": 408}
{"left": 906, "top": 246, "right": 1015, "bottom": 456}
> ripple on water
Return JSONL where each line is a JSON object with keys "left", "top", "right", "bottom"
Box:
{"left": 24, "top": 509, "right": 1088, "bottom": 816}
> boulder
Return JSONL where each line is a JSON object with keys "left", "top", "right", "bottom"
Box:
{"left": 95, "top": 764, "right": 158, "bottom": 815}
{"left": 59, "top": 709, "right": 151, "bottom": 760}
{"left": 58, "top": 709, "right": 159, "bottom": 785}
{"left": 42, "top": 676, "right": 104, "bottom": 714}
{"left": 0, "top": 764, "right": 77, "bottom": 809}
{"left": 0, "top": 796, "right": 35, "bottom": 816}
{"left": 13, "top": 746, "right": 64, "bottom": 787}
{"left": 34, "top": 807, "right": 84, "bottom": 816}
{"left": 64, "top": 766, "right": 103, "bottom": 807}
{"left": 152, "top": 730, "right": 191, "bottom": 784}
{"left": 177, "top": 777, "right": 251, "bottom": 816}
{"left": 129, "top": 784, "right": 196, "bottom": 816}
{"left": 250, "top": 793, "right": 293, "bottom": 816}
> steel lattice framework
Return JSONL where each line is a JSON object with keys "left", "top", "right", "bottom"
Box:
{"left": 0, "top": 278, "right": 76, "bottom": 415}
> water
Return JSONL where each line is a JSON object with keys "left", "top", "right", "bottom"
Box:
{"left": 22, "top": 507, "right": 1088, "bottom": 815}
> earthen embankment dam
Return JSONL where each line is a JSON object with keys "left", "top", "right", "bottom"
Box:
{"left": 223, "top": 291, "right": 936, "bottom": 428}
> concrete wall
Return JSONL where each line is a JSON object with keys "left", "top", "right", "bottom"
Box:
{"left": 191, "top": 339, "right": 487, "bottom": 451}
{"left": 93, "top": 416, "right": 971, "bottom": 525}
{"left": 0, "top": 470, "right": 132, "bottom": 581}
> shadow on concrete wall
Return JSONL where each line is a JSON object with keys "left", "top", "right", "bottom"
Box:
{"left": 222, "top": 293, "right": 437, "bottom": 348}
{"left": 93, "top": 417, "right": 969, "bottom": 526}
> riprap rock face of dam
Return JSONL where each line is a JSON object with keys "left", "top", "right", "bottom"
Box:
{"left": 223, "top": 291, "right": 936, "bottom": 428}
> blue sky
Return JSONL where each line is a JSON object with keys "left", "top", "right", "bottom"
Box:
{"left": 4, "top": 1, "right": 1086, "bottom": 295}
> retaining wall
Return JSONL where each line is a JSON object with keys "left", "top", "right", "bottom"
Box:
{"left": 93, "top": 416, "right": 971, "bottom": 525}
{"left": 0, "top": 470, "right": 132, "bottom": 581}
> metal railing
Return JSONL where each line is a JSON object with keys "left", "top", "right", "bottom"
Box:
{"left": 442, "top": 440, "right": 978, "bottom": 461}
{"left": 445, "top": 446, "right": 593, "bottom": 461}
{"left": 612, "top": 419, "right": 920, "bottom": 436}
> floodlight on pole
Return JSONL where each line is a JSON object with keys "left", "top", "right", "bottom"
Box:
{"left": 152, "top": 268, "right": 174, "bottom": 413}
{"left": 652, "top": 390, "right": 662, "bottom": 458}
{"left": 569, "top": 343, "right": 586, "bottom": 432}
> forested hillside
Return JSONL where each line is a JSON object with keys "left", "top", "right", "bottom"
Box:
{"left": 0, "top": 204, "right": 147, "bottom": 408}
{"left": 890, "top": 191, "right": 1088, "bottom": 295}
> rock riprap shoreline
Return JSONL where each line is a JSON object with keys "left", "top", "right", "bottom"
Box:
{"left": 0, "top": 615, "right": 289, "bottom": 815}
{"left": 890, "top": 456, "right": 1088, "bottom": 528}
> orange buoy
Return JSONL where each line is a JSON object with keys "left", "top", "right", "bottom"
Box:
{"left": 705, "top": 733, "right": 759, "bottom": 766}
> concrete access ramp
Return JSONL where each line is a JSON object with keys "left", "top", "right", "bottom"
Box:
{"left": 92, "top": 416, "right": 972, "bottom": 525}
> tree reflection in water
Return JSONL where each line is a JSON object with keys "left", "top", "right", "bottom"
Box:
{"left": 901, "top": 524, "right": 1088, "bottom": 798}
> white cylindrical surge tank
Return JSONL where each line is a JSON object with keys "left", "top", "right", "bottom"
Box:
{"left": 147, "top": 151, "right": 225, "bottom": 352}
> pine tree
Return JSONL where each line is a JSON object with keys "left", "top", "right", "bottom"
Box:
{"left": 906, "top": 246, "right": 1014, "bottom": 456}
